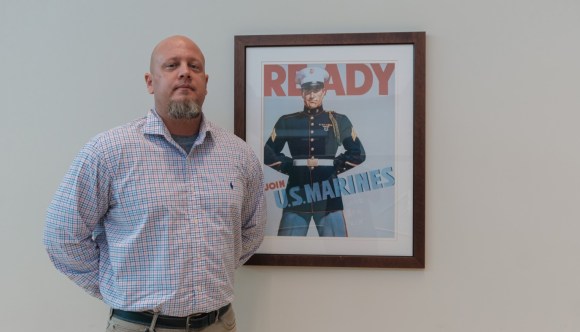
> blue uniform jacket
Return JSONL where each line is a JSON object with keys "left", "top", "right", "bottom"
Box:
{"left": 264, "top": 106, "right": 365, "bottom": 213}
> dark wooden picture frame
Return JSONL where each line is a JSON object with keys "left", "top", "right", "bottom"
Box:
{"left": 234, "top": 32, "right": 425, "bottom": 268}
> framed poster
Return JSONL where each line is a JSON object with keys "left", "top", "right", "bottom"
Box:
{"left": 234, "top": 32, "right": 425, "bottom": 268}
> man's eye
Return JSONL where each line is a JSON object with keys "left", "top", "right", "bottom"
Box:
{"left": 303, "top": 88, "right": 322, "bottom": 94}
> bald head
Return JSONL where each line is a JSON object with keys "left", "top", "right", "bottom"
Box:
{"left": 144, "top": 35, "right": 209, "bottom": 127}
{"left": 149, "top": 35, "right": 206, "bottom": 74}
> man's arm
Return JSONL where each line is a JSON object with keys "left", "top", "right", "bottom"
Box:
{"left": 238, "top": 150, "right": 267, "bottom": 267}
{"left": 44, "top": 139, "right": 111, "bottom": 298}
{"left": 334, "top": 115, "right": 366, "bottom": 173}
{"left": 264, "top": 119, "right": 293, "bottom": 174}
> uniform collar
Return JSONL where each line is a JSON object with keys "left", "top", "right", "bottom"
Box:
{"left": 303, "top": 106, "right": 324, "bottom": 115}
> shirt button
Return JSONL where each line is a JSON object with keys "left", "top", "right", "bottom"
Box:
{"left": 310, "top": 130, "right": 314, "bottom": 134}
{"left": 310, "top": 116, "right": 314, "bottom": 120}
{"left": 310, "top": 138, "right": 314, "bottom": 142}
{"left": 311, "top": 147, "right": 314, "bottom": 151}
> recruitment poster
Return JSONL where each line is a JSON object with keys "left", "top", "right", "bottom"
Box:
{"left": 244, "top": 44, "right": 416, "bottom": 257}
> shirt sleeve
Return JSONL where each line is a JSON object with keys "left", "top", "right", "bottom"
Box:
{"left": 43, "top": 138, "right": 111, "bottom": 298}
{"left": 237, "top": 149, "right": 267, "bottom": 267}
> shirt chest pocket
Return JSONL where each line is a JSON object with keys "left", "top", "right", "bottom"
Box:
{"left": 192, "top": 172, "right": 245, "bottom": 221}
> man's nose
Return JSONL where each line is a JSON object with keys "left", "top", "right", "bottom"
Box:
{"left": 178, "top": 63, "right": 192, "bottom": 79}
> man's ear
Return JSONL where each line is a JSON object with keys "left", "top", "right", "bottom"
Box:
{"left": 145, "top": 73, "right": 154, "bottom": 94}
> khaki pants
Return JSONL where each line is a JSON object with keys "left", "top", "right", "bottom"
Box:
{"left": 106, "top": 307, "right": 236, "bottom": 332}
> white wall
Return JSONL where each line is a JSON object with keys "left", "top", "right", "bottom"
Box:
{"left": 2, "top": 0, "right": 580, "bottom": 331}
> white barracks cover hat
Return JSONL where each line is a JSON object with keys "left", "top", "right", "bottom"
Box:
{"left": 295, "top": 67, "right": 329, "bottom": 88}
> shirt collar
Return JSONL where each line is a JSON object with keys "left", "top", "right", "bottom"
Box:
{"left": 143, "top": 109, "right": 213, "bottom": 143}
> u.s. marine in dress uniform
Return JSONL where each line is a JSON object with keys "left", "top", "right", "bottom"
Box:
{"left": 264, "top": 67, "right": 366, "bottom": 237}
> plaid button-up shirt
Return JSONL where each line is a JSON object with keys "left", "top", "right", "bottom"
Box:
{"left": 44, "top": 109, "right": 266, "bottom": 316}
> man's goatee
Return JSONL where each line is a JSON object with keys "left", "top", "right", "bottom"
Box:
{"left": 168, "top": 100, "right": 202, "bottom": 119}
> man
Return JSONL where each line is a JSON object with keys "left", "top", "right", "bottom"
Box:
{"left": 44, "top": 35, "right": 266, "bottom": 332}
{"left": 264, "top": 66, "right": 365, "bottom": 237}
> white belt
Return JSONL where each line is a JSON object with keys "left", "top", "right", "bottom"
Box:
{"left": 293, "top": 159, "right": 334, "bottom": 167}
